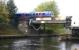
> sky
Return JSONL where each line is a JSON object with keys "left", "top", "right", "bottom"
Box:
{"left": 14, "top": 0, "right": 51, "bottom": 13}
{"left": 56, "top": 0, "right": 79, "bottom": 17}
{"left": 14, "top": 0, "right": 79, "bottom": 17}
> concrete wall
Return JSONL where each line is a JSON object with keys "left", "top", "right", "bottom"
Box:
{"left": 18, "top": 20, "right": 29, "bottom": 34}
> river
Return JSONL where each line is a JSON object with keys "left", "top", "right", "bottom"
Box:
{"left": 0, "top": 37, "right": 60, "bottom": 50}
{"left": 0, "top": 37, "right": 78, "bottom": 50}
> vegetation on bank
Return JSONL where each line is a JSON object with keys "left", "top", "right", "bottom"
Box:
{"left": 0, "top": 0, "right": 20, "bottom": 35}
{"left": 0, "top": 24, "right": 22, "bottom": 35}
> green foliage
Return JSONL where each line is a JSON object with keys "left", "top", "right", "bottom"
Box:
{"left": 0, "top": 24, "right": 22, "bottom": 35}
{"left": 35, "top": 1, "right": 59, "bottom": 17}
{"left": 7, "top": 0, "right": 17, "bottom": 18}
{"left": 0, "top": 0, "right": 20, "bottom": 35}
{"left": 0, "top": 1, "right": 9, "bottom": 23}
{"left": 0, "top": 16, "right": 6, "bottom": 23}
{"left": 45, "top": 24, "right": 66, "bottom": 34}
{"left": 7, "top": 0, "right": 17, "bottom": 26}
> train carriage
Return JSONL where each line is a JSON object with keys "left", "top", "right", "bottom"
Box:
{"left": 15, "top": 11, "right": 53, "bottom": 21}
{"left": 16, "top": 11, "right": 53, "bottom": 17}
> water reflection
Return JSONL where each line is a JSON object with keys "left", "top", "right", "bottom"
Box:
{"left": 11, "top": 39, "right": 30, "bottom": 50}
{"left": 59, "top": 42, "right": 66, "bottom": 50}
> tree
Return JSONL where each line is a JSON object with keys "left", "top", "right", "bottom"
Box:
{"left": 7, "top": 0, "right": 17, "bottom": 26}
{"left": 35, "top": 1, "right": 59, "bottom": 17}
{"left": 0, "top": 0, "right": 9, "bottom": 23}
{"left": 0, "top": 0, "right": 21, "bottom": 35}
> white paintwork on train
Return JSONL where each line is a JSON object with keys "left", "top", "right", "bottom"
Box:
{"left": 36, "top": 17, "right": 52, "bottom": 20}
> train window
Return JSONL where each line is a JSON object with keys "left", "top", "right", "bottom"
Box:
{"left": 42, "top": 13, "right": 45, "bottom": 15}
{"left": 36, "top": 13, "right": 38, "bottom": 15}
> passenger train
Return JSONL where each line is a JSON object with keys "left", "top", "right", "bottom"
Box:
{"left": 16, "top": 11, "right": 53, "bottom": 17}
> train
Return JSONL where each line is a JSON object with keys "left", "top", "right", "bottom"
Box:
{"left": 15, "top": 11, "right": 53, "bottom": 18}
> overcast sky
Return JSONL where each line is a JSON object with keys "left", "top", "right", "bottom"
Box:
{"left": 14, "top": 0, "right": 79, "bottom": 17}
{"left": 14, "top": 0, "right": 51, "bottom": 13}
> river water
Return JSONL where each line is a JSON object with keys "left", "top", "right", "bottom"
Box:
{"left": 0, "top": 37, "right": 57, "bottom": 50}
{"left": 0, "top": 38, "right": 78, "bottom": 50}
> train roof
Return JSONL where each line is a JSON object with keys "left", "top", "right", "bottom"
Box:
{"left": 30, "top": 11, "right": 52, "bottom": 13}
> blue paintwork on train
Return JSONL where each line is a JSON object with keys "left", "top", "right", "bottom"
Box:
{"left": 30, "top": 11, "right": 53, "bottom": 17}
{"left": 15, "top": 11, "right": 53, "bottom": 17}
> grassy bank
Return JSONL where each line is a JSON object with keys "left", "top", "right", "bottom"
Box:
{"left": 0, "top": 23, "right": 22, "bottom": 35}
